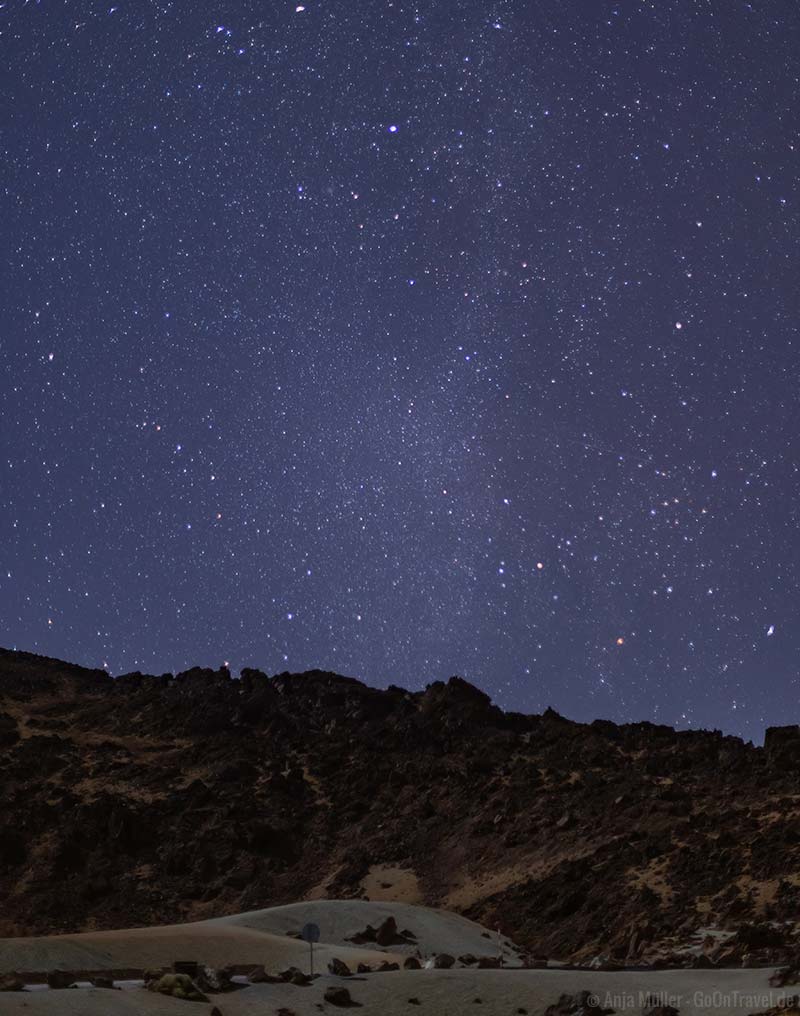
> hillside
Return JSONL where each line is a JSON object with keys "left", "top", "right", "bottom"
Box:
{"left": 2, "top": 647, "right": 799, "bottom": 965}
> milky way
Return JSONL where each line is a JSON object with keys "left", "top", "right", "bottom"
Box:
{"left": 2, "top": 1, "right": 799, "bottom": 740}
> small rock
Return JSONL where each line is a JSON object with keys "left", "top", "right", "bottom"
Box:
{"left": 404, "top": 956, "right": 422, "bottom": 970}
{"left": 378, "top": 961, "right": 400, "bottom": 971}
{"left": 91, "top": 975, "right": 115, "bottom": 989}
{"left": 408, "top": 999, "right": 421, "bottom": 1006}
{"left": 356, "top": 962, "right": 372, "bottom": 973}
{"left": 328, "top": 957, "right": 352, "bottom": 976}
{"left": 544, "top": 990, "right": 615, "bottom": 1016}
{"left": 642, "top": 999, "right": 679, "bottom": 1016}
{"left": 324, "top": 985, "right": 361, "bottom": 1007}
{"left": 458, "top": 953, "right": 477, "bottom": 965}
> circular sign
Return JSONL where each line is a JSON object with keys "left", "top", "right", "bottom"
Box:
{"left": 301, "top": 922, "right": 321, "bottom": 943}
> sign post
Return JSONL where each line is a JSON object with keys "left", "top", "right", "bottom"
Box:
{"left": 301, "top": 922, "right": 321, "bottom": 977}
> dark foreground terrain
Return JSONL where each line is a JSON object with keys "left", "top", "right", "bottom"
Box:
{"left": 2, "top": 647, "right": 799, "bottom": 965}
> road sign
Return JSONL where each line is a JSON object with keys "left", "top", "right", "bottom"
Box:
{"left": 301, "top": 921, "right": 321, "bottom": 976}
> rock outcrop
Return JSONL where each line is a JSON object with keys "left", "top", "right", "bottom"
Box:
{"left": 1, "top": 647, "right": 800, "bottom": 963}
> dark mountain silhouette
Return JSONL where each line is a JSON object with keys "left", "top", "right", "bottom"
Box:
{"left": 2, "top": 647, "right": 799, "bottom": 965}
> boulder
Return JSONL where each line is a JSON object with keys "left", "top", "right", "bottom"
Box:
{"left": 433, "top": 953, "right": 455, "bottom": 969}
{"left": 404, "top": 956, "right": 422, "bottom": 969}
{"left": 278, "top": 966, "right": 312, "bottom": 986}
{"left": 328, "top": 957, "right": 352, "bottom": 977}
{"left": 146, "top": 972, "right": 209, "bottom": 1002}
{"left": 197, "top": 965, "right": 237, "bottom": 992}
{"left": 347, "top": 915, "right": 415, "bottom": 947}
{"left": 458, "top": 953, "right": 477, "bottom": 965}
{"left": 0, "top": 972, "right": 24, "bottom": 991}
{"left": 375, "top": 916, "right": 399, "bottom": 946}
{"left": 91, "top": 976, "right": 115, "bottom": 989}
{"left": 46, "top": 970, "right": 77, "bottom": 989}
{"left": 770, "top": 966, "right": 800, "bottom": 988}
{"left": 172, "top": 960, "right": 199, "bottom": 977}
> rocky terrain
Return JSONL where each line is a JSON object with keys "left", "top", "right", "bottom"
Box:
{"left": 2, "top": 647, "right": 800, "bottom": 966}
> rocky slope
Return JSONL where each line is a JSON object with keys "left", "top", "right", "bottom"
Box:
{"left": 1, "top": 647, "right": 799, "bottom": 965}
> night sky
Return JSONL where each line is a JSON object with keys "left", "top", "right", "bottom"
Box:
{"left": 2, "top": 1, "right": 799, "bottom": 742}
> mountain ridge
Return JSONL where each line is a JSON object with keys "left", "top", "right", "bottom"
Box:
{"left": 2, "top": 646, "right": 799, "bottom": 967}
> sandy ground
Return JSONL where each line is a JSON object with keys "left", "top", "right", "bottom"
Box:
{"left": 0, "top": 967, "right": 791, "bottom": 1016}
{"left": 211, "top": 899, "right": 521, "bottom": 962}
{"left": 0, "top": 917, "right": 397, "bottom": 974}
{"left": 0, "top": 902, "right": 788, "bottom": 1016}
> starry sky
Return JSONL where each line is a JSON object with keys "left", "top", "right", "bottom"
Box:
{"left": 2, "top": 1, "right": 799, "bottom": 741}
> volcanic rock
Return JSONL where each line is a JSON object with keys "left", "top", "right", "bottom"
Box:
{"left": 324, "top": 985, "right": 361, "bottom": 1006}
{"left": 545, "top": 991, "right": 615, "bottom": 1016}
{"left": 46, "top": 969, "right": 77, "bottom": 989}
{"left": 147, "top": 972, "right": 209, "bottom": 1002}
{"left": 278, "top": 966, "right": 312, "bottom": 986}
{"left": 0, "top": 973, "right": 24, "bottom": 991}
{"left": 2, "top": 647, "right": 800, "bottom": 963}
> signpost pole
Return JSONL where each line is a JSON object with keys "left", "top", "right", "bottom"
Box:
{"left": 301, "top": 922, "right": 320, "bottom": 978}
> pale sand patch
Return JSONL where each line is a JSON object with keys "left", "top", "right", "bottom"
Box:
{"left": 213, "top": 899, "right": 521, "bottom": 961}
{"left": 445, "top": 864, "right": 528, "bottom": 909}
{"left": 629, "top": 856, "right": 674, "bottom": 905}
{"left": 361, "top": 865, "right": 423, "bottom": 904}
{"left": 302, "top": 872, "right": 334, "bottom": 900}
{"left": 0, "top": 919, "right": 397, "bottom": 974}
